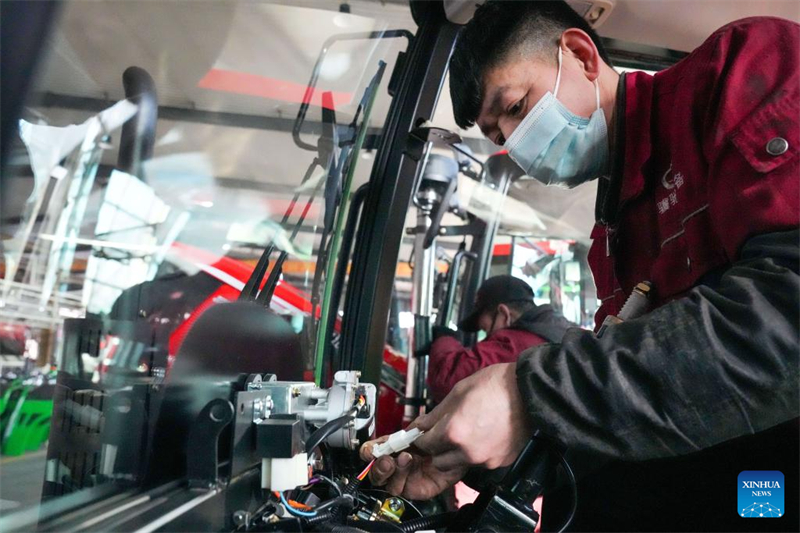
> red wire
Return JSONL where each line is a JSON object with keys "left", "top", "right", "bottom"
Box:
{"left": 357, "top": 459, "right": 375, "bottom": 481}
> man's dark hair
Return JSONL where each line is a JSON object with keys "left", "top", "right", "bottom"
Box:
{"left": 505, "top": 299, "right": 535, "bottom": 316}
{"left": 449, "top": 0, "right": 612, "bottom": 129}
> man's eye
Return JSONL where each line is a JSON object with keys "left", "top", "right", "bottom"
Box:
{"left": 496, "top": 133, "right": 506, "bottom": 146}
{"left": 509, "top": 101, "right": 524, "bottom": 116}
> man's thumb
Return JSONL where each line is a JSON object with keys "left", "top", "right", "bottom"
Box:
{"left": 410, "top": 412, "right": 436, "bottom": 432}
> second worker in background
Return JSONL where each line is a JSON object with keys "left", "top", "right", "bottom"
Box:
{"left": 428, "top": 275, "right": 573, "bottom": 402}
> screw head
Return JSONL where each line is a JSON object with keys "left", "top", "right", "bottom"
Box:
{"left": 387, "top": 498, "right": 403, "bottom": 512}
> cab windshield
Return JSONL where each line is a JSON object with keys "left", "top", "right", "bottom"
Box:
{"left": 0, "top": 0, "right": 410, "bottom": 514}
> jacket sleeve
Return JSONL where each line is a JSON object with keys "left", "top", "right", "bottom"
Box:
{"left": 429, "top": 332, "right": 525, "bottom": 402}
{"left": 516, "top": 229, "right": 799, "bottom": 460}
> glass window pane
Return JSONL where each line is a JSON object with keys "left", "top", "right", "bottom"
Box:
{"left": 0, "top": 0, "right": 411, "bottom": 515}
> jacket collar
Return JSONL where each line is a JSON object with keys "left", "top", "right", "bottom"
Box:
{"left": 509, "top": 305, "right": 574, "bottom": 343}
{"left": 596, "top": 70, "right": 655, "bottom": 224}
{"left": 620, "top": 70, "right": 655, "bottom": 205}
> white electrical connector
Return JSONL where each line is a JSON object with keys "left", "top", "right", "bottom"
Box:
{"left": 371, "top": 428, "right": 424, "bottom": 458}
{"left": 261, "top": 454, "right": 309, "bottom": 492}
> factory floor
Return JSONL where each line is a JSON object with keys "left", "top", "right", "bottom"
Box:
{"left": 0, "top": 447, "right": 47, "bottom": 514}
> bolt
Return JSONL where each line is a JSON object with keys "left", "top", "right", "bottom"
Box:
{"left": 291, "top": 387, "right": 301, "bottom": 397}
{"left": 387, "top": 498, "right": 403, "bottom": 512}
{"left": 232, "top": 510, "right": 251, "bottom": 527}
{"left": 350, "top": 438, "right": 360, "bottom": 448}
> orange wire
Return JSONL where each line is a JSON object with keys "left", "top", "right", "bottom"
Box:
{"left": 288, "top": 499, "right": 313, "bottom": 510}
{"left": 274, "top": 491, "right": 313, "bottom": 511}
{"left": 357, "top": 459, "right": 375, "bottom": 481}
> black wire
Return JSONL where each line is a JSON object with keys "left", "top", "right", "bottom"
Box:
{"left": 314, "top": 474, "right": 343, "bottom": 497}
{"left": 555, "top": 449, "right": 578, "bottom": 533}
{"left": 305, "top": 411, "right": 355, "bottom": 454}
{"left": 399, "top": 512, "right": 456, "bottom": 533}
{"left": 313, "top": 494, "right": 355, "bottom": 515}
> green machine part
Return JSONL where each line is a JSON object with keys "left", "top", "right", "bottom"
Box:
{"left": 0, "top": 384, "right": 54, "bottom": 456}
{"left": 0, "top": 380, "right": 27, "bottom": 433}
{"left": 0, "top": 380, "right": 20, "bottom": 415}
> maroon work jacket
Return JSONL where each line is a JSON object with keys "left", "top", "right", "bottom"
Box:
{"left": 589, "top": 17, "right": 799, "bottom": 330}
{"left": 428, "top": 328, "right": 547, "bottom": 403}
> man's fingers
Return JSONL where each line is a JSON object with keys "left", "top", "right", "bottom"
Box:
{"left": 385, "top": 452, "right": 413, "bottom": 496}
{"left": 402, "top": 463, "right": 467, "bottom": 501}
{"left": 360, "top": 435, "right": 389, "bottom": 461}
{"left": 369, "top": 456, "right": 396, "bottom": 486}
{"left": 410, "top": 389, "right": 457, "bottom": 432}
{"left": 429, "top": 449, "right": 469, "bottom": 471}
{"left": 413, "top": 414, "right": 457, "bottom": 456}
{"left": 408, "top": 413, "right": 432, "bottom": 432}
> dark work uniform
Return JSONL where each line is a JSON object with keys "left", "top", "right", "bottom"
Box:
{"left": 513, "top": 18, "right": 799, "bottom": 531}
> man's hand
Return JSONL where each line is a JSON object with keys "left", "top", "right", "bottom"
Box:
{"left": 360, "top": 363, "right": 532, "bottom": 498}
{"left": 413, "top": 363, "right": 532, "bottom": 470}
{"left": 360, "top": 441, "right": 466, "bottom": 499}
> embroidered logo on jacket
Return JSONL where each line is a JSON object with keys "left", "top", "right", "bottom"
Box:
{"left": 656, "top": 163, "right": 685, "bottom": 215}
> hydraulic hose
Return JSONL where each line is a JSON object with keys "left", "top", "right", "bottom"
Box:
{"left": 305, "top": 511, "right": 334, "bottom": 526}
{"left": 320, "top": 524, "right": 369, "bottom": 533}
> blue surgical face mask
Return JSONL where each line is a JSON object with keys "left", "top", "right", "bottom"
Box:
{"left": 504, "top": 47, "right": 609, "bottom": 188}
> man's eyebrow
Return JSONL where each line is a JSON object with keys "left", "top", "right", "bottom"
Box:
{"left": 486, "top": 86, "right": 508, "bottom": 116}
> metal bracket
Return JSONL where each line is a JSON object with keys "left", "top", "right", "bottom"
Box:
{"left": 186, "top": 398, "right": 235, "bottom": 489}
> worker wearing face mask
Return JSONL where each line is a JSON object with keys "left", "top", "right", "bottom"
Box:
{"left": 363, "top": 2, "right": 799, "bottom": 531}
{"left": 427, "top": 275, "right": 573, "bottom": 403}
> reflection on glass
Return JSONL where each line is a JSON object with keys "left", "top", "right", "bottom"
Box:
{"left": 508, "top": 237, "right": 597, "bottom": 328}
{"left": 0, "top": 0, "right": 410, "bottom": 518}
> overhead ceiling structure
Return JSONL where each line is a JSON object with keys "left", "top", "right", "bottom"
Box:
{"left": 7, "top": 0, "right": 800, "bottom": 256}
{"left": 29, "top": 0, "right": 413, "bottom": 184}
{"left": 444, "top": 0, "right": 800, "bottom": 51}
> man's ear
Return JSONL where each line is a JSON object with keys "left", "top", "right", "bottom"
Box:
{"left": 497, "top": 303, "right": 514, "bottom": 327}
{"left": 560, "top": 28, "right": 602, "bottom": 82}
